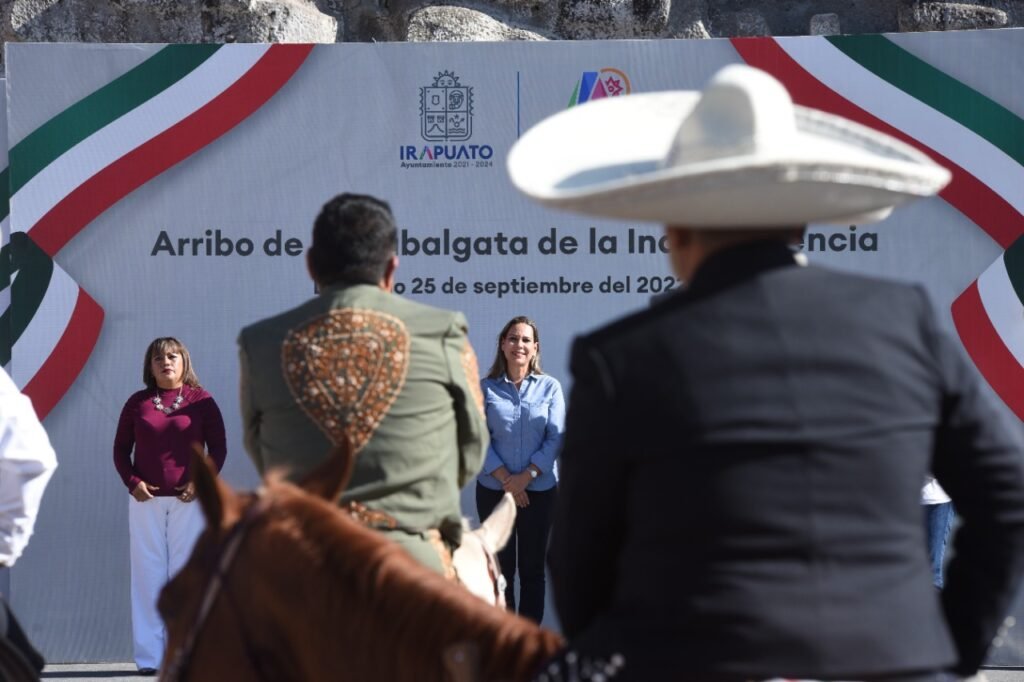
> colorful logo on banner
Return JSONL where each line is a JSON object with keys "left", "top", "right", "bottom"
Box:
{"left": 421, "top": 71, "right": 473, "bottom": 142}
{"left": 568, "top": 68, "right": 632, "bottom": 107}
{"left": 400, "top": 70, "right": 494, "bottom": 169}
{"left": 734, "top": 35, "right": 1024, "bottom": 421}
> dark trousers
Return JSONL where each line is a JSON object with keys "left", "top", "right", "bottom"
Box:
{"left": 476, "top": 483, "right": 556, "bottom": 624}
{"left": 0, "top": 595, "right": 44, "bottom": 675}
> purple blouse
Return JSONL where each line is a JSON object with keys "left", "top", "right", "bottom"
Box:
{"left": 113, "top": 385, "right": 227, "bottom": 495}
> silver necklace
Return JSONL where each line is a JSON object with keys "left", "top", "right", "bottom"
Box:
{"left": 153, "top": 386, "right": 184, "bottom": 414}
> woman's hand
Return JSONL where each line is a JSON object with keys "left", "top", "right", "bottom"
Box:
{"left": 502, "top": 471, "right": 532, "bottom": 495}
{"left": 131, "top": 481, "right": 159, "bottom": 502}
{"left": 175, "top": 481, "right": 196, "bottom": 503}
{"left": 493, "top": 466, "right": 532, "bottom": 506}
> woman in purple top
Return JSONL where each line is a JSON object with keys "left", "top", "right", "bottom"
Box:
{"left": 476, "top": 316, "right": 565, "bottom": 624}
{"left": 112, "top": 337, "right": 226, "bottom": 675}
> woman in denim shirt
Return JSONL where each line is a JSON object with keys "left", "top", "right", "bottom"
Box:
{"left": 476, "top": 316, "right": 565, "bottom": 623}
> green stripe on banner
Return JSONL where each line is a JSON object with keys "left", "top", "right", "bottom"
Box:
{"left": 0, "top": 233, "right": 53, "bottom": 366}
{"left": 0, "top": 167, "right": 9, "bottom": 222}
{"left": 1004, "top": 235, "right": 1024, "bottom": 307}
{"left": 826, "top": 34, "right": 1024, "bottom": 168}
{"left": 0, "top": 242, "right": 9, "bottom": 364}
{"left": 9, "top": 44, "right": 222, "bottom": 195}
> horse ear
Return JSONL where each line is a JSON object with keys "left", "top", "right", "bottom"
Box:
{"left": 478, "top": 491, "right": 517, "bottom": 551}
{"left": 299, "top": 435, "right": 355, "bottom": 502}
{"left": 190, "top": 445, "right": 239, "bottom": 530}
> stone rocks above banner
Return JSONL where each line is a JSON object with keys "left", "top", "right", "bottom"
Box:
{"left": 1, "top": 0, "right": 338, "bottom": 48}
{"left": 898, "top": 2, "right": 1009, "bottom": 31}
{"left": 406, "top": 6, "right": 549, "bottom": 41}
{"left": 2, "top": 0, "right": 1021, "bottom": 68}
{"left": 556, "top": 0, "right": 670, "bottom": 39}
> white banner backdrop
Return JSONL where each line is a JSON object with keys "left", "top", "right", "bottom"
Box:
{"left": 3, "top": 32, "right": 1023, "bottom": 661}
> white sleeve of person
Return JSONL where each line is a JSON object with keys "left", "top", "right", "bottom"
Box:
{"left": 0, "top": 368, "right": 57, "bottom": 567}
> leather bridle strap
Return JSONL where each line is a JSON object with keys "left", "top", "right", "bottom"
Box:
{"left": 162, "top": 490, "right": 269, "bottom": 681}
{"left": 451, "top": 535, "right": 504, "bottom": 605}
{"left": 483, "top": 539, "right": 505, "bottom": 604}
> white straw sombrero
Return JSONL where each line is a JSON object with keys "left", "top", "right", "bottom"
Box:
{"left": 507, "top": 64, "right": 951, "bottom": 227}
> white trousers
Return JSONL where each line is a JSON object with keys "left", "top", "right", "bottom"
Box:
{"left": 128, "top": 495, "right": 204, "bottom": 669}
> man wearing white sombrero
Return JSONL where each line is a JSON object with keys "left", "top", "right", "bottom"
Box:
{"left": 509, "top": 65, "right": 1024, "bottom": 681}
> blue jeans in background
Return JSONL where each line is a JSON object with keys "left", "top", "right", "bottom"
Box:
{"left": 924, "top": 502, "right": 955, "bottom": 589}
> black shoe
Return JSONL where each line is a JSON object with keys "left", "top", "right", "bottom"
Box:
{"left": 137, "top": 667, "right": 157, "bottom": 676}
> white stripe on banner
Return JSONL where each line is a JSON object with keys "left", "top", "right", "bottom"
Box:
{"left": 977, "top": 254, "right": 1024, "bottom": 370}
{"left": 11, "top": 262, "right": 78, "bottom": 388}
{"left": 776, "top": 37, "right": 1024, "bottom": 217}
{"left": 12, "top": 44, "right": 271, "bottom": 234}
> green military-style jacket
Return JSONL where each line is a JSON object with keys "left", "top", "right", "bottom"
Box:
{"left": 238, "top": 283, "right": 488, "bottom": 573}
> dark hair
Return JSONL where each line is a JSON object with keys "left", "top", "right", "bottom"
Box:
{"left": 308, "top": 193, "right": 398, "bottom": 287}
{"left": 486, "top": 316, "right": 544, "bottom": 379}
{"left": 143, "top": 337, "right": 200, "bottom": 390}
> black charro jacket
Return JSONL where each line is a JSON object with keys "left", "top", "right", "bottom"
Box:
{"left": 549, "top": 240, "right": 1024, "bottom": 681}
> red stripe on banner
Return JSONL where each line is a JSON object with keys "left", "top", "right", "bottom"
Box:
{"left": 23, "top": 289, "right": 104, "bottom": 420}
{"left": 951, "top": 282, "right": 1024, "bottom": 421}
{"left": 731, "top": 38, "right": 1024, "bottom": 249}
{"left": 31, "top": 43, "right": 314, "bottom": 257}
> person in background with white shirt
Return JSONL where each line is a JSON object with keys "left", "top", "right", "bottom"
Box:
{"left": 0, "top": 367, "right": 58, "bottom": 675}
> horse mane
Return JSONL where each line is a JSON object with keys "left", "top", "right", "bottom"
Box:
{"left": 252, "top": 475, "right": 563, "bottom": 682}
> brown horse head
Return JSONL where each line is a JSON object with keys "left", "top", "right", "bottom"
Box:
{"left": 192, "top": 437, "right": 354, "bottom": 532}
{"left": 158, "top": 442, "right": 562, "bottom": 681}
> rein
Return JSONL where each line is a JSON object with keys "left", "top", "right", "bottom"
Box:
{"left": 162, "top": 490, "right": 272, "bottom": 682}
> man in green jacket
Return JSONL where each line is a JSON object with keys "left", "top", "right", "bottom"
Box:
{"left": 238, "top": 193, "right": 487, "bottom": 574}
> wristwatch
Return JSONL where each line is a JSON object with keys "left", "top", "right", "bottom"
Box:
{"left": 529, "top": 467, "right": 539, "bottom": 479}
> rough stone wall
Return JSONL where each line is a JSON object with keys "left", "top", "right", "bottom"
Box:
{"left": 0, "top": 0, "right": 1021, "bottom": 70}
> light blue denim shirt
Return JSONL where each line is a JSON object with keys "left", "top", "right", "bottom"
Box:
{"left": 477, "top": 373, "right": 565, "bottom": 492}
